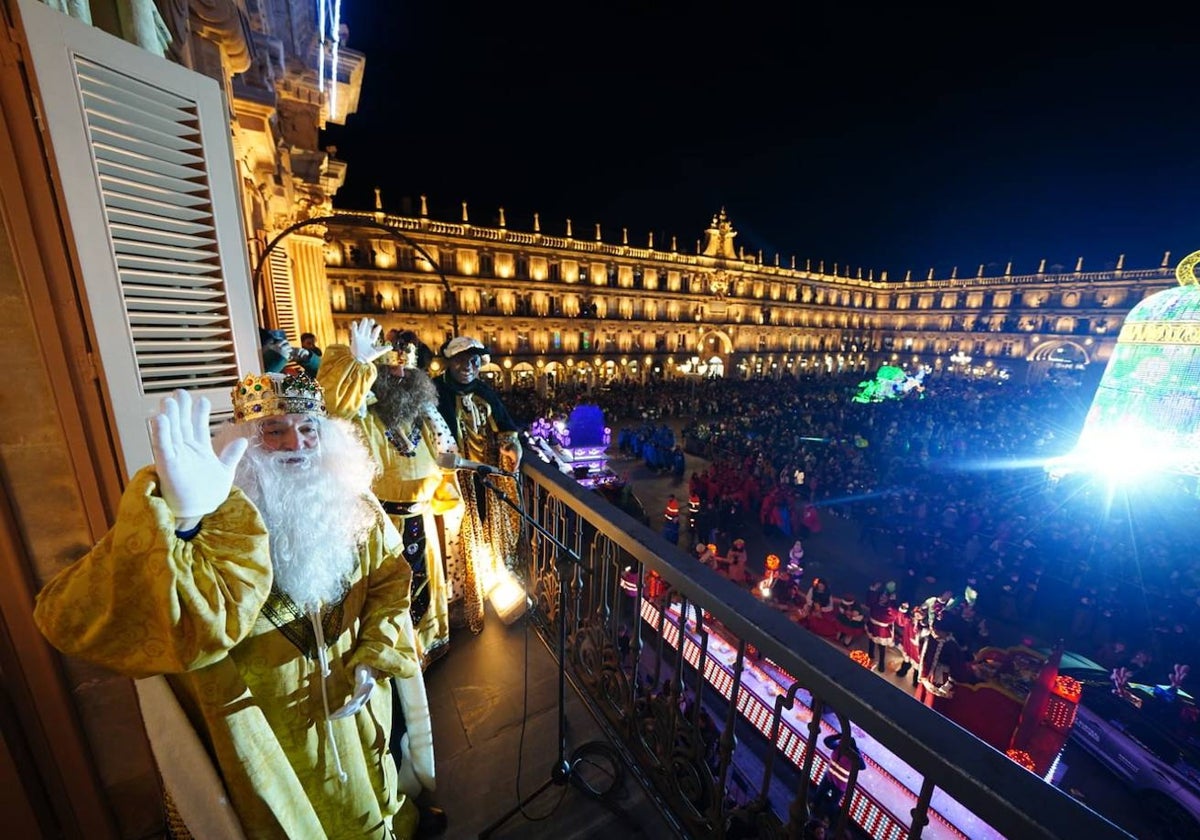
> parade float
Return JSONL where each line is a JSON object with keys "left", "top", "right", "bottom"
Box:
{"left": 932, "top": 645, "right": 1078, "bottom": 780}
{"left": 851, "top": 364, "right": 928, "bottom": 404}
{"left": 527, "top": 403, "right": 619, "bottom": 488}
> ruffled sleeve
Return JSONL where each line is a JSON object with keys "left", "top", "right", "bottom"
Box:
{"left": 316, "top": 343, "right": 376, "bottom": 419}
{"left": 33, "top": 467, "right": 272, "bottom": 678}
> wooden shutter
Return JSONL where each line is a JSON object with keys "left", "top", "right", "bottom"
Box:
{"left": 15, "top": 0, "right": 260, "bottom": 477}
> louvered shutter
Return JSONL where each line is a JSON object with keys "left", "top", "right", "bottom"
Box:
{"left": 267, "top": 246, "right": 299, "bottom": 341}
{"left": 16, "top": 0, "right": 260, "bottom": 478}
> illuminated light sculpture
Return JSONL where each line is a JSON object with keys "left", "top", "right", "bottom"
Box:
{"left": 526, "top": 404, "right": 616, "bottom": 488}
{"left": 850, "top": 649, "right": 873, "bottom": 668}
{"left": 851, "top": 364, "right": 928, "bottom": 404}
{"left": 1049, "top": 249, "right": 1200, "bottom": 480}
{"left": 764, "top": 553, "right": 781, "bottom": 582}
{"left": 1042, "top": 694, "right": 1078, "bottom": 733}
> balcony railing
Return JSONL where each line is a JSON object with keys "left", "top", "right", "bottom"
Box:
{"left": 511, "top": 455, "right": 1132, "bottom": 839}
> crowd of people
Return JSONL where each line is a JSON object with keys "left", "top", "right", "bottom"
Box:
{"left": 511, "top": 373, "right": 1200, "bottom": 691}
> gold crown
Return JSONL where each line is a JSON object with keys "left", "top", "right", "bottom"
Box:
{"left": 375, "top": 342, "right": 418, "bottom": 369}
{"left": 231, "top": 372, "right": 326, "bottom": 423}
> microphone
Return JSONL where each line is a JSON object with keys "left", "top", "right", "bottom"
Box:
{"left": 436, "top": 452, "right": 516, "bottom": 478}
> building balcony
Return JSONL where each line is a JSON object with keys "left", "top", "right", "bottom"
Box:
{"left": 424, "top": 456, "right": 1133, "bottom": 839}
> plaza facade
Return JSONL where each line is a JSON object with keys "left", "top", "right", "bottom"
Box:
{"left": 311, "top": 205, "right": 1178, "bottom": 391}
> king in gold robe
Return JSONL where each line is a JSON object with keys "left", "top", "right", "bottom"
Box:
{"left": 318, "top": 340, "right": 461, "bottom": 667}
{"left": 34, "top": 467, "right": 421, "bottom": 839}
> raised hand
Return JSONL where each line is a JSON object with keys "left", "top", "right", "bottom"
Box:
{"left": 149, "top": 389, "right": 248, "bottom": 523}
{"left": 349, "top": 318, "right": 389, "bottom": 364}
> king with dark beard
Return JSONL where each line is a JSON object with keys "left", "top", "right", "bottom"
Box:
{"left": 318, "top": 318, "right": 460, "bottom": 668}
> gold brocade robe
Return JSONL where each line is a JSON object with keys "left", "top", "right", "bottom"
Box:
{"left": 318, "top": 345, "right": 461, "bottom": 666}
{"left": 33, "top": 468, "right": 420, "bottom": 840}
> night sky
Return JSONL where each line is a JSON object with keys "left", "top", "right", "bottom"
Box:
{"left": 321, "top": 5, "right": 1198, "bottom": 282}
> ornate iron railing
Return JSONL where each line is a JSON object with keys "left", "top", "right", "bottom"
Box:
{"left": 511, "top": 456, "right": 1132, "bottom": 840}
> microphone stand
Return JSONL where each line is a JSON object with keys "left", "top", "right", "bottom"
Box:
{"left": 476, "top": 471, "right": 630, "bottom": 838}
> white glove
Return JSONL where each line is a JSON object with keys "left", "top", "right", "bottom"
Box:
{"left": 329, "top": 664, "right": 376, "bottom": 720}
{"left": 150, "top": 389, "right": 248, "bottom": 524}
{"left": 349, "top": 318, "right": 389, "bottom": 364}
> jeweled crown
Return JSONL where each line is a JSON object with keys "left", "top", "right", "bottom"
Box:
{"left": 231, "top": 372, "right": 326, "bottom": 423}
{"left": 376, "top": 341, "right": 417, "bottom": 369}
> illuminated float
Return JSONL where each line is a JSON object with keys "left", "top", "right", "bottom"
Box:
{"left": 527, "top": 403, "right": 617, "bottom": 488}
{"left": 933, "top": 645, "right": 1078, "bottom": 779}
{"left": 1049, "top": 249, "right": 1200, "bottom": 482}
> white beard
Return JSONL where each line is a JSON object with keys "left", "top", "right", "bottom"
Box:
{"left": 219, "top": 418, "right": 379, "bottom": 613}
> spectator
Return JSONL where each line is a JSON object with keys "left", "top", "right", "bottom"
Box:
{"left": 811, "top": 731, "right": 864, "bottom": 822}
{"left": 300, "top": 331, "right": 323, "bottom": 358}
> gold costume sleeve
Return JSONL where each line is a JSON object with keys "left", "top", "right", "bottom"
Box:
{"left": 33, "top": 467, "right": 272, "bottom": 679}
{"left": 316, "top": 343, "right": 376, "bottom": 419}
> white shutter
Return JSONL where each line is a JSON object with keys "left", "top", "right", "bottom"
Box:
{"left": 267, "top": 246, "right": 299, "bottom": 341}
{"left": 15, "top": 0, "right": 260, "bottom": 478}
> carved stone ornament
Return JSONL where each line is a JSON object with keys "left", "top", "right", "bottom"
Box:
{"left": 708, "top": 270, "right": 730, "bottom": 299}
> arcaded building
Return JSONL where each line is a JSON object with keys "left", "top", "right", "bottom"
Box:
{"left": 315, "top": 204, "right": 1178, "bottom": 391}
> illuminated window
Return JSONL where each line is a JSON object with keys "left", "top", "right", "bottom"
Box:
{"left": 552, "top": 331, "right": 561, "bottom": 350}
{"left": 580, "top": 330, "right": 591, "bottom": 350}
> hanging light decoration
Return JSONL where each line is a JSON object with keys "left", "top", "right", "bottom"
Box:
{"left": 317, "top": 0, "right": 344, "bottom": 120}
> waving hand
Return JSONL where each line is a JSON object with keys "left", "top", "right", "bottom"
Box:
{"left": 149, "top": 389, "right": 248, "bottom": 525}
